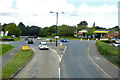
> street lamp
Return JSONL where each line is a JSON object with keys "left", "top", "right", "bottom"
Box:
{"left": 50, "top": 11, "right": 64, "bottom": 47}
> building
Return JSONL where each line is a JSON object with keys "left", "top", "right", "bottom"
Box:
{"left": 74, "top": 29, "right": 109, "bottom": 38}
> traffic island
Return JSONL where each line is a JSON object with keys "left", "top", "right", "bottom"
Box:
{"left": 49, "top": 46, "right": 66, "bottom": 56}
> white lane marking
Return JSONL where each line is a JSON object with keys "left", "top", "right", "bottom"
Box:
{"left": 50, "top": 46, "right": 67, "bottom": 80}
{"left": 88, "top": 43, "right": 112, "bottom": 78}
{"left": 31, "top": 47, "right": 35, "bottom": 52}
{"left": 49, "top": 48, "right": 61, "bottom": 79}
{"left": 63, "top": 46, "right": 67, "bottom": 53}
{"left": 95, "top": 57, "right": 101, "bottom": 60}
{"left": 59, "top": 67, "right": 61, "bottom": 80}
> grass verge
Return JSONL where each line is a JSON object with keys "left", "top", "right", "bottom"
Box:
{"left": 96, "top": 40, "right": 120, "bottom": 68}
{"left": 46, "top": 36, "right": 96, "bottom": 40}
{"left": 0, "top": 44, "right": 14, "bottom": 56}
{"left": 1, "top": 49, "right": 34, "bottom": 78}
{"left": 0, "top": 36, "right": 20, "bottom": 41}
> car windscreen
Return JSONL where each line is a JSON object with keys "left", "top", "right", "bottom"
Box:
{"left": 41, "top": 44, "right": 47, "bottom": 45}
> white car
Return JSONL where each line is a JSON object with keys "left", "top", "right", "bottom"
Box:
{"left": 112, "top": 44, "right": 120, "bottom": 47}
{"left": 115, "top": 39, "right": 120, "bottom": 44}
{"left": 39, "top": 42, "right": 49, "bottom": 50}
{"left": 37, "top": 37, "right": 41, "bottom": 40}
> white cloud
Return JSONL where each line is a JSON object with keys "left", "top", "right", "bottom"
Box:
{"left": 0, "top": 0, "right": 118, "bottom": 28}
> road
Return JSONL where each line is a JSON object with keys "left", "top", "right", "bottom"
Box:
{"left": 60, "top": 40, "right": 106, "bottom": 78}
{"left": 8, "top": 39, "right": 107, "bottom": 78}
{"left": 15, "top": 46, "right": 59, "bottom": 78}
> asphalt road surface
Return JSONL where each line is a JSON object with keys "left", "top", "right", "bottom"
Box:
{"left": 15, "top": 46, "right": 59, "bottom": 78}
{"left": 9, "top": 39, "right": 107, "bottom": 78}
{"left": 60, "top": 40, "right": 106, "bottom": 78}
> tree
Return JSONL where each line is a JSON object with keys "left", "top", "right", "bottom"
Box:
{"left": 85, "top": 27, "right": 96, "bottom": 38}
{"left": 5, "top": 23, "right": 22, "bottom": 36}
{"left": 77, "top": 21, "right": 88, "bottom": 30}
{"left": 40, "top": 27, "right": 50, "bottom": 37}
{"left": 18, "top": 22, "right": 26, "bottom": 36}
{"left": 48, "top": 25, "right": 56, "bottom": 36}
{"left": 0, "top": 23, "right": 2, "bottom": 31}
{"left": 57, "top": 25, "right": 75, "bottom": 36}
{"left": 1, "top": 23, "right": 8, "bottom": 32}
{"left": 95, "top": 26, "right": 106, "bottom": 30}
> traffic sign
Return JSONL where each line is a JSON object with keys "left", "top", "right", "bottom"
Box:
{"left": 55, "top": 36, "right": 59, "bottom": 38}
{"left": 22, "top": 46, "right": 29, "bottom": 51}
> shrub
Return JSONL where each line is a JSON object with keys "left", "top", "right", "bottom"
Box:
{"left": 96, "top": 40, "right": 118, "bottom": 56}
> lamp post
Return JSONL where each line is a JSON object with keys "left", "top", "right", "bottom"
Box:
{"left": 50, "top": 11, "right": 64, "bottom": 47}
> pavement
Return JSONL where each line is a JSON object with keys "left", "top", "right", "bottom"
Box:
{"left": 89, "top": 42, "right": 120, "bottom": 79}
{"left": 0, "top": 47, "right": 21, "bottom": 71}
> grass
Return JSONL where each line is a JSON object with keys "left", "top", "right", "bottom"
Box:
{"left": 0, "top": 44, "right": 14, "bottom": 56}
{"left": 96, "top": 40, "right": 119, "bottom": 68}
{"left": 45, "top": 36, "right": 96, "bottom": 40}
{"left": 1, "top": 49, "right": 34, "bottom": 78}
{"left": 0, "top": 36, "right": 20, "bottom": 41}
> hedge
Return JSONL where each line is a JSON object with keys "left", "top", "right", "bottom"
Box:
{"left": 96, "top": 40, "right": 120, "bottom": 68}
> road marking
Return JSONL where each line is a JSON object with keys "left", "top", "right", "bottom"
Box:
{"left": 63, "top": 46, "right": 67, "bottom": 53}
{"left": 31, "top": 47, "right": 35, "bottom": 52}
{"left": 88, "top": 43, "right": 112, "bottom": 78}
{"left": 59, "top": 67, "right": 61, "bottom": 80}
{"left": 50, "top": 46, "right": 67, "bottom": 80}
{"left": 49, "top": 48, "right": 61, "bottom": 79}
{"left": 95, "top": 57, "right": 101, "bottom": 60}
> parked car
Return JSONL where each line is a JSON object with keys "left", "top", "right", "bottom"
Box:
{"left": 111, "top": 38, "right": 117, "bottom": 41}
{"left": 112, "top": 44, "right": 120, "bottom": 47}
{"left": 37, "top": 37, "right": 41, "bottom": 40}
{"left": 28, "top": 38, "right": 33, "bottom": 44}
{"left": 25, "top": 37, "right": 29, "bottom": 41}
{"left": 39, "top": 42, "right": 49, "bottom": 50}
{"left": 115, "top": 39, "right": 120, "bottom": 44}
{"left": 61, "top": 38, "right": 68, "bottom": 42}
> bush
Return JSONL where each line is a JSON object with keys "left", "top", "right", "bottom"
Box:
{"left": 96, "top": 40, "right": 118, "bottom": 56}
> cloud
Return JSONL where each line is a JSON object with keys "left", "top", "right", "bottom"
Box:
{"left": 0, "top": 0, "right": 118, "bottom": 28}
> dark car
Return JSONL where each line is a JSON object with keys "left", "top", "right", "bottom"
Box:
{"left": 28, "top": 38, "right": 33, "bottom": 44}
{"left": 61, "top": 39, "right": 68, "bottom": 42}
{"left": 25, "top": 37, "right": 29, "bottom": 41}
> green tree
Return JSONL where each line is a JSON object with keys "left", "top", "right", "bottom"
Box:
{"left": 48, "top": 25, "right": 56, "bottom": 35}
{"left": 40, "top": 27, "right": 50, "bottom": 37}
{"left": 77, "top": 21, "right": 88, "bottom": 30}
{"left": 1, "top": 23, "right": 8, "bottom": 32}
{"left": 85, "top": 27, "right": 96, "bottom": 38}
{"left": 5, "top": 23, "right": 22, "bottom": 36}
{"left": 18, "top": 22, "right": 26, "bottom": 36}
{"left": 95, "top": 26, "right": 106, "bottom": 30}
{"left": 57, "top": 25, "right": 75, "bottom": 36}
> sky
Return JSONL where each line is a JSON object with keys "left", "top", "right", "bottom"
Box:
{"left": 0, "top": 0, "right": 119, "bottom": 28}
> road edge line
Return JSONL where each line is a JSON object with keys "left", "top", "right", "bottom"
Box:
{"left": 88, "top": 43, "right": 112, "bottom": 78}
{"left": 9, "top": 47, "right": 35, "bottom": 80}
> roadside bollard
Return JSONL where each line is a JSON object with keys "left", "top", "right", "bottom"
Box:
{"left": 88, "top": 38, "right": 89, "bottom": 41}
{"left": 59, "top": 42, "right": 62, "bottom": 48}
{"left": 81, "top": 38, "right": 82, "bottom": 41}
